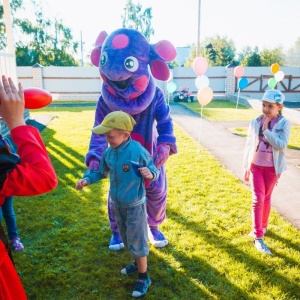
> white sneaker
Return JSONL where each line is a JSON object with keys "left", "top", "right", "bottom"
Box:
{"left": 254, "top": 238, "right": 272, "bottom": 255}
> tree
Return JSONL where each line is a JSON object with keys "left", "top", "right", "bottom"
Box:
{"left": 260, "top": 47, "right": 286, "bottom": 67}
{"left": 0, "top": 0, "right": 79, "bottom": 66}
{"left": 286, "top": 37, "right": 300, "bottom": 67}
{"left": 238, "top": 46, "right": 261, "bottom": 66}
{"left": 0, "top": 0, "right": 23, "bottom": 49}
{"left": 121, "top": 0, "right": 154, "bottom": 41}
{"left": 201, "top": 35, "right": 236, "bottom": 66}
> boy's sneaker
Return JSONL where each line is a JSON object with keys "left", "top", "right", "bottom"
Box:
{"left": 10, "top": 238, "right": 24, "bottom": 251}
{"left": 254, "top": 238, "right": 272, "bottom": 255}
{"left": 148, "top": 227, "right": 168, "bottom": 248}
{"left": 132, "top": 277, "right": 151, "bottom": 298}
{"left": 120, "top": 261, "right": 138, "bottom": 275}
{"left": 108, "top": 233, "right": 124, "bottom": 251}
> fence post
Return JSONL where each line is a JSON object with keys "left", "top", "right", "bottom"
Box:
{"left": 32, "top": 63, "right": 44, "bottom": 88}
{"left": 225, "top": 66, "right": 235, "bottom": 100}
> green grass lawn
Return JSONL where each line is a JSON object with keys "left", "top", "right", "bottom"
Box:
{"left": 8, "top": 105, "right": 300, "bottom": 299}
{"left": 180, "top": 99, "right": 300, "bottom": 149}
{"left": 179, "top": 99, "right": 260, "bottom": 121}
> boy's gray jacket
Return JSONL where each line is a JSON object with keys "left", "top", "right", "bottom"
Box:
{"left": 243, "top": 115, "right": 291, "bottom": 175}
{"left": 83, "top": 138, "right": 159, "bottom": 208}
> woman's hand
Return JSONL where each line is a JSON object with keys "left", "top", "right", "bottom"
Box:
{"left": 0, "top": 76, "right": 25, "bottom": 130}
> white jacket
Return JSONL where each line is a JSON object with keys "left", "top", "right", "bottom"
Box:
{"left": 243, "top": 114, "right": 291, "bottom": 175}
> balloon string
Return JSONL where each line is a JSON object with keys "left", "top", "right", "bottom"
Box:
{"left": 234, "top": 88, "right": 240, "bottom": 121}
{"left": 197, "top": 105, "right": 204, "bottom": 153}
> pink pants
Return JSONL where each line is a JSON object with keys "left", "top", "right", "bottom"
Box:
{"left": 249, "top": 164, "right": 280, "bottom": 238}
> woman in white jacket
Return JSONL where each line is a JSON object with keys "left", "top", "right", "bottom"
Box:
{"left": 243, "top": 89, "right": 290, "bottom": 255}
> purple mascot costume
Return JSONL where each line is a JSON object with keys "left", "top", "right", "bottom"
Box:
{"left": 86, "top": 28, "right": 177, "bottom": 250}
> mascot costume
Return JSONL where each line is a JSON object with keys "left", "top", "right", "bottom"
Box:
{"left": 86, "top": 28, "right": 177, "bottom": 250}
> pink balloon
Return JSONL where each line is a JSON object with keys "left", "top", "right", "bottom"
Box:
{"left": 234, "top": 66, "right": 244, "bottom": 78}
{"left": 192, "top": 57, "right": 208, "bottom": 76}
{"left": 197, "top": 87, "right": 213, "bottom": 106}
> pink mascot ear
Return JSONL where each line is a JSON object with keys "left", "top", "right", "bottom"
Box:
{"left": 95, "top": 31, "right": 108, "bottom": 47}
{"left": 154, "top": 40, "right": 177, "bottom": 61}
{"left": 149, "top": 40, "right": 177, "bottom": 81}
{"left": 90, "top": 31, "right": 108, "bottom": 67}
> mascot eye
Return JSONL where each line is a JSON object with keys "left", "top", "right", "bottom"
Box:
{"left": 100, "top": 52, "right": 108, "bottom": 66}
{"left": 124, "top": 56, "right": 139, "bottom": 72}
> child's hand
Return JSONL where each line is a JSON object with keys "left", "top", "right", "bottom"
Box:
{"left": 244, "top": 170, "right": 250, "bottom": 182}
{"left": 262, "top": 116, "right": 272, "bottom": 131}
{"left": 138, "top": 167, "right": 154, "bottom": 180}
{"left": 76, "top": 179, "right": 88, "bottom": 190}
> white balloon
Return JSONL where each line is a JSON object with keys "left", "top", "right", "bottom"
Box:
{"left": 274, "top": 70, "right": 284, "bottom": 82}
{"left": 168, "top": 71, "right": 173, "bottom": 82}
{"left": 195, "top": 75, "right": 210, "bottom": 90}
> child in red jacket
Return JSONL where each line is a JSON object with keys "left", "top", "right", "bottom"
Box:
{"left": 0, "top": 75, "right": 58, "bottom": 299}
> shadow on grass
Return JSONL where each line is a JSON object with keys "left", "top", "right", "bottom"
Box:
{"left": 165, "top": 208, "right": 300, "bottom": 299}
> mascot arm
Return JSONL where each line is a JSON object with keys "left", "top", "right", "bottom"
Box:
{"left": 154, "top": 88, "right": 177, "bottom": 155}
{"left": 85, "top": 98, "right": 109, "bottom": 169}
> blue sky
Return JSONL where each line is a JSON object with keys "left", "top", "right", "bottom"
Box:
{"left": 21, "top": 0, "right": 300, "bottom": 59}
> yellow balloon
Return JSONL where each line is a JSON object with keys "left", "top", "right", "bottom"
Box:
{"left": 197, "top": 87, "right": 213, "bottom": 106}
{"left": 270, "top": 63, "right": 280, "bottom": 74}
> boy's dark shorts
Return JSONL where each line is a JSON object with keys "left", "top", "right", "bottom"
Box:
{"left": 115, "top": 201, "right": 149, "bottom": 258}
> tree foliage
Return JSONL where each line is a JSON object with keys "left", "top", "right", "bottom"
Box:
{"left": 260, "top": 47, "right": 286, "bottom": 67}
{"left": 121, "top": 0, "right": 154, "bottom": 41}
{"left": 184, "top": 36, "right": 237, "bottom": 67}
{"left": 286, "top": 37, "right": 300, "bottom": 67}
{"left": 238, "top": 46, "right": 261, "bottom": 66}
{"left": 0, "top": 0, "right": 23, "bottom": 49}
{"left": 202, "top": 35, "right": 236, "bottom": 66}
{"left": 0, "top": 0, "right": 79, "bottom": 66}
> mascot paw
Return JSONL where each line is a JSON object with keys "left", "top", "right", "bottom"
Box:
{"left": 154, "top": 144, "right": 170, "bottom": 169}
{"left": 148, "top": 227, "right": 168, "bottom": 248}
{"left": 109, "top": 233, "right": 124, "bottom": 251}
{"left": 88, "top": 159, "right": 100, "bottom": 171}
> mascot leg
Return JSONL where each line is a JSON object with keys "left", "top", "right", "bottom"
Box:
{"left": 146, "top": 166, "right": 168, "bottom": 247}
{"left": 108, "top": 196, "right": 124, "bottom": 251}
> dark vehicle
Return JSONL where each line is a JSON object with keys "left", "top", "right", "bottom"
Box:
{"left": 173, "top": 86, "right": 194, "bottom": 103}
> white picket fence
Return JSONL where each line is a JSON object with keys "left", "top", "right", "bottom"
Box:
{"left": 15, "top": 65, "right": 300, "bottom": 102}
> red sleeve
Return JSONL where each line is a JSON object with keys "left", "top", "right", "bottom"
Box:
{"left": 0, "top": 241, "right": 28, "bottom": 300}
{"left": 0, "top": 125, "right": 58, "bottom": 198}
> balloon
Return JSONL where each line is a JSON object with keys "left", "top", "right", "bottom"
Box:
{"left": 274, "top": 70, "right": 284, "bottom": 82}
{"left": 197, "top": 86, "right": 213, "bottom": 106}
{"left": 23, "top": 88, "right": 52, "bottom": 109}
{"left": 268, "top": 78, "right": 277, "bottom": 89}
{"left": 192, "top": 57, "right": 208, "bottom": 76}
{"left": 238, "top": 77, "right": 248, "bottom": 89}
{"left": 270, "top": 63, "right": 280, "bottom": 74}
{"left": 234, "top": 66, "right": 244, "bottom": 78}
{"left": 167, "top": 81, "right": 177, "bottom": 93}
{"left": 195, "top": 75, "right": 210, "bottom": 90}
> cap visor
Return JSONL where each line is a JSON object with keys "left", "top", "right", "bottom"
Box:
{"left": 91, "top": 125, "right": 112, "bottom": 134}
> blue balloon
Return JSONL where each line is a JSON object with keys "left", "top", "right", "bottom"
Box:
{"left": 167, "top": 81, "right": 177, "bottom": 93}
{"left": 238, "top": 77, "right": 248, "bottom": 89}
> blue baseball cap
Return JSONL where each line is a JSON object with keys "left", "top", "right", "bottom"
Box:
{"left": 261, "top": 89, "right": 285, "bottom": 104}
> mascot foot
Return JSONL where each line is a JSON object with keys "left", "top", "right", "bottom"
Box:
{"left": 109, "top": 233, "right": 124, "bottom": 251}
{"left": 148, "top": 227, "right": 168, "bottom": 248}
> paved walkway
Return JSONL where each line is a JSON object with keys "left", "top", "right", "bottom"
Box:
{"left": 170, "top": 102, "right": 300, "bottom": 231}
